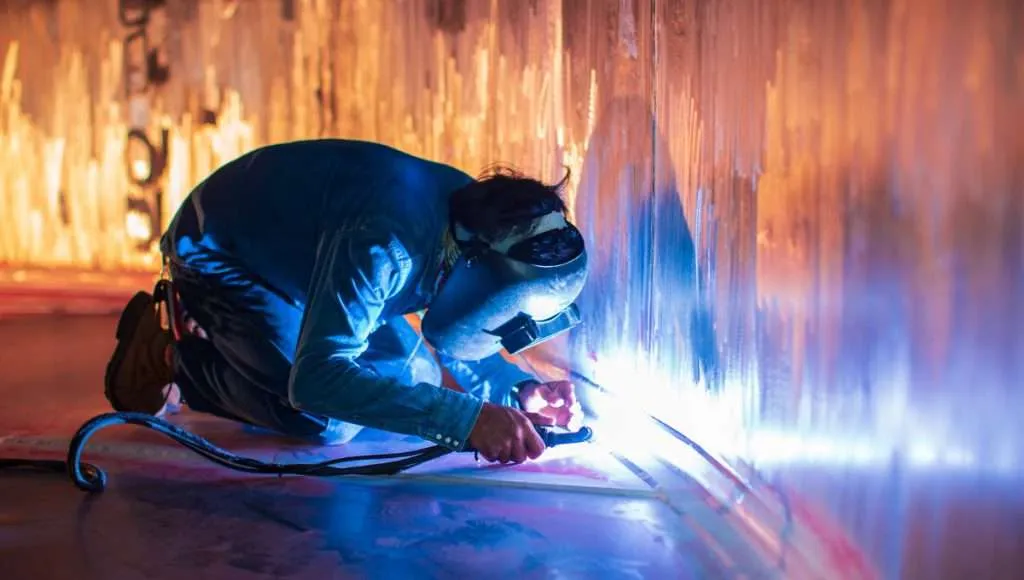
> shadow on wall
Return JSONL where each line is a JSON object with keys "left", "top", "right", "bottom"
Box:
{"left": 570, "top": 95, "right": 719, "bottom": 401}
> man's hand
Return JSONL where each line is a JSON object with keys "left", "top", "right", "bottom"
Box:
{"left": 518, "top": 380, "right": 584, "bottom": 431}
{"left": 467, "top": 402, "right": 547, "bottom": 464}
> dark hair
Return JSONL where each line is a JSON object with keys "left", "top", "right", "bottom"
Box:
{"left": 450, "top": 165, "right": 571, "bottom": 241}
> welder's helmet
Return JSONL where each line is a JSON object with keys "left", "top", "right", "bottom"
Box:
{"left": 422, "top": 209, "right": 588, "bottom": 361}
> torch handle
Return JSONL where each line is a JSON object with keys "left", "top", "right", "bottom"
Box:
{"left": 462, "top": 425, "right": 593, "bottom": 454}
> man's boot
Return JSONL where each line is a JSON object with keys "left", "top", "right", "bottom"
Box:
{"left": 104, "top": 289, "right": 174, "bottom": 415}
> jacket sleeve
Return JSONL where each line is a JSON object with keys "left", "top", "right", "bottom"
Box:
{"left": 288, "top": 226, "right": 483, "bottom": 450}
{"left": 437, "top": 352, "right": 540, "bottom": 410}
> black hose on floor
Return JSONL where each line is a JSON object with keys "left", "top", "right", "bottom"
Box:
{"left": 0, "top": 412, "right": 592, "bottom": 492}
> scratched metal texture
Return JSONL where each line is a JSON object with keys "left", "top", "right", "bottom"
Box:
{"left": 0, "top": 314, "right": 791, "bottom": 580}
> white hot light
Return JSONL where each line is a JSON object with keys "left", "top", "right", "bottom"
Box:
{"left": 585, "top": 348, "right": 994, "bottom": 473}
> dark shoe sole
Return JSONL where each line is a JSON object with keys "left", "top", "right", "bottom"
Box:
{"left": 104, "top": 291, "right": 160, "bottom": 412}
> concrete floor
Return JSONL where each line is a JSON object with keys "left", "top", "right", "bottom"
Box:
{"left": 0, "top": 314, "right": 781, "bottom": 580}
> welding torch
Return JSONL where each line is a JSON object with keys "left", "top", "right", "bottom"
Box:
{"left": 528, "top": 425, "right": 594, "bottom": 448}
{"left": 462, "top": 424, "right": 594, "bottom": 457}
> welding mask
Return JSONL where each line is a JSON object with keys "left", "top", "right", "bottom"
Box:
{"left": 422, "top": 210, "right": 588, "bottom": 361}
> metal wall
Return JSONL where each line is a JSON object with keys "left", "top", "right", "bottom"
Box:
{"left": 1, "top": 1, "right": 1021, "bottom": 577}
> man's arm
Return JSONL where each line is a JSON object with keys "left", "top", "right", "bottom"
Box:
{"left": 437, "top": 351, "right": 539, "bottom": 409}
{"left": 440, "top": 352, "right": 583, "bottom": 431}
{"left": 288, "top": 226, "right": 483, "bottom": 450}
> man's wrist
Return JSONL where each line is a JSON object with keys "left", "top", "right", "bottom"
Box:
{"left": 508, "top": 379, "right": 541, "bottom": 410}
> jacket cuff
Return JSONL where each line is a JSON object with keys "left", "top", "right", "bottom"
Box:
{"left": 421, "top": 385, "right": 485, "bottom": 451}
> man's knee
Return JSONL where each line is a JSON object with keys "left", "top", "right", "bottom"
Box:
{"left": 405, "top": 349, "right": 442, "bottom": 386}
{"left": 318, "top": 418, "right": 365, "bottom": 446}
{"left": 362, "top": 316, "right": 443, "bottom": 386}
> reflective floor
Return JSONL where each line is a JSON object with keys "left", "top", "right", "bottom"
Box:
{"left": 1, "top": 314, "right": 783, "bottom": 580}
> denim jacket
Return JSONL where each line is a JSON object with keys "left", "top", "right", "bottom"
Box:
{"left": 163, "top": 139, "right": 536, "bottom": 450}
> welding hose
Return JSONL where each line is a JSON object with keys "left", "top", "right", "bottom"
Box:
{"left": 1, "top": 412, "right": 593, "bottom": 492}
{"left": 63, "top": 412, "right": 458, "bottom": 492}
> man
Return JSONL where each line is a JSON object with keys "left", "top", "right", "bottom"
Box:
{"left": 104, "top": 139, "right": 588, "bottom": 464}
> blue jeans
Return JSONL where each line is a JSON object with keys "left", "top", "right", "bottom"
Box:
{"left": 168, "top": 252, "right": 441, "bottom": 444}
